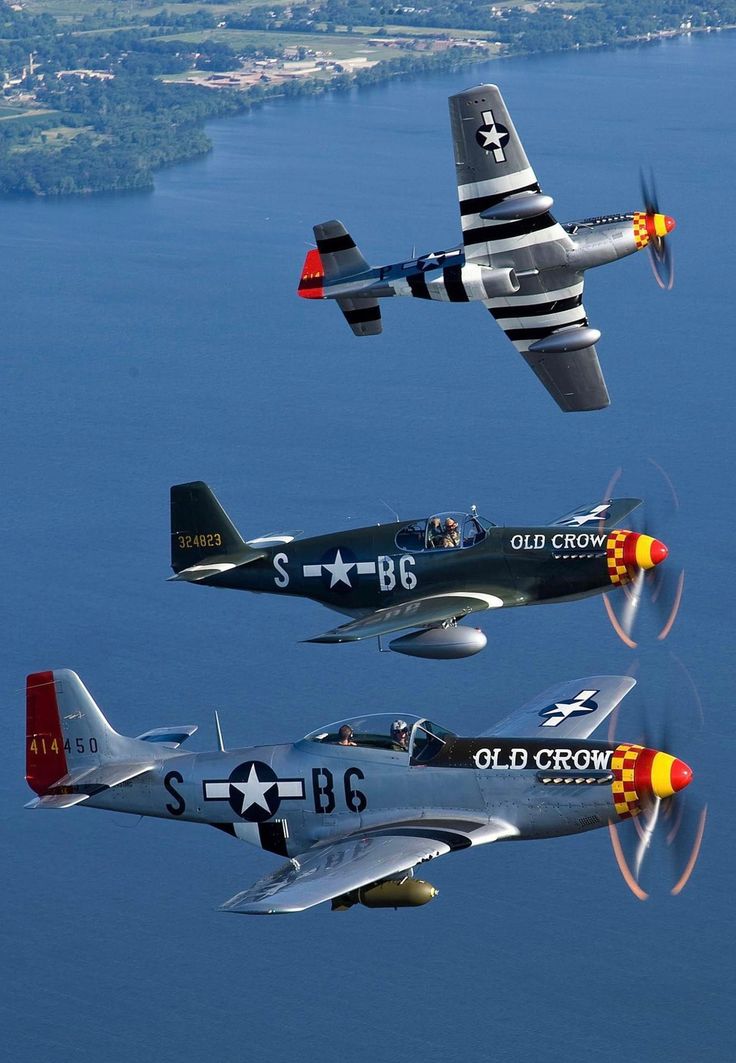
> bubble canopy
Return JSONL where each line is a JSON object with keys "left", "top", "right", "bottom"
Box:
{"left": 303, "top": 713, "right": 456, "bottom": 761}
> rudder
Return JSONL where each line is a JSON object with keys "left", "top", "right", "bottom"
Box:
{"left": 26, "top": 670, "right": 122, "bottom": 796}
{"left": 170, "top": 481, "right": 246, "bottom": 573}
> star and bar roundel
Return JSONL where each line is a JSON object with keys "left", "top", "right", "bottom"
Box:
{"left": 303, "top": 546, "right": 374, "bottom": 594}
{"left": 538, "top": 689, "right": 599, "bottom": 727}
{"left": 475, "top": 108, "right": 510, "bottom": 162}
{"left": 203, "top": 761, "right": 304, "bottom": 822}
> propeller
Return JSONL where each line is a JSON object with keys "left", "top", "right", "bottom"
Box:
{"left": 640, "top": 169, "right": 675, "bottom": 290}
{"left": 607, "top": 654, "right": 707, "bottom": 900}
{"left": 602, "top": 460, "right": 685, "bottom": 648}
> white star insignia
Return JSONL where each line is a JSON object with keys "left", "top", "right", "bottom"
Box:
{"left": 322, "top": 549, "right": 356, "bottom": 589}
{"left": 480, "top": 124, "right": 504, "bottom": 150}
{"left": 230, "top": 763, "right": 276, "bottom": 815}
{"left": 562, "top": 505, "right": 611, "bottom": 527}
{"left": 540, "top": 690, "right": 598, "bottom": 727}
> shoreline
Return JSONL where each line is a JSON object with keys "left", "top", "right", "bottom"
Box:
{"left": 2, "top": 22, "right": 733, "bottom": 199}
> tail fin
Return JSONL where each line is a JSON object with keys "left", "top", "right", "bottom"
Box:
{"left": 170, "top": 481, "right": 247, "bottom": 574}
{"left": 298, "top": 221, "right": 382, "bottom": 335}
{"left": 313, "top": 220, "right": 371, "bottom": 282}
{"left": 26, "top": 670, "right": 127, "bottom": 796}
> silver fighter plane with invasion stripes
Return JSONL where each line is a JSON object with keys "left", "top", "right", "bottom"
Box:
{"left": 298, "top": 84, "right": 675, "bottom": 413}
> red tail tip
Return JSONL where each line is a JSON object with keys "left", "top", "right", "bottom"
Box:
{"left": 298, "top": 248, "right": 324, "bottom": 299}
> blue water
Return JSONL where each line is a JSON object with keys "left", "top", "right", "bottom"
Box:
{"left": 2, "top": 32, "right": 734, "bottom": 1061}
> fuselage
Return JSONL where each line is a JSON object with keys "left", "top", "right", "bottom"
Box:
{"left": 300, "top": 214, "right": 658, "bottom": 308}
{"left": 80, "top": 710, "right": 695, "bottom": 867}
{"left": 80, "top": 732, "right": 636, "bottom": 858}
{"left": 199, "top": 518, "right": 623, "bottom": 617}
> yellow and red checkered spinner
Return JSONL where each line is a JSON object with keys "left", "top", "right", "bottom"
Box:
{"left": 611, "top": 743, "right": 692, "bottom": 819}
{"left": 632, "top": 211, "right": 676, "bottom": 250}
{"left": 606, "top": 529, "right": 668, "bottom": 586}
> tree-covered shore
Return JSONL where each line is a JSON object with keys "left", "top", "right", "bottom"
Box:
{"left": 1, "top": 1, "right": 733, "bottom": 197}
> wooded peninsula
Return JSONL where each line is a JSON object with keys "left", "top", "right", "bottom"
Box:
{"left": 0, "top": 1, "right": 732, "bottom": 196}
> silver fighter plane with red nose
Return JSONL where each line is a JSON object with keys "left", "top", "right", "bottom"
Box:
{"left": 299, "top": 83, "right": 675, "bottom": 413}
{"left": 25, "top": 670, "right": 700, "bottom": 913}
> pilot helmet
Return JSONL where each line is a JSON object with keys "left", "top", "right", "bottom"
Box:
{"left": 391, "top": 719, "right": 409, "bottom": 735}
{"left": 445, "top": 517, "right": 458, "bottom": 528}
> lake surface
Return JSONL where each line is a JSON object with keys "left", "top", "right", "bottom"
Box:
{"left": 2, "top": 31, "right": 734, "bottom": 1062}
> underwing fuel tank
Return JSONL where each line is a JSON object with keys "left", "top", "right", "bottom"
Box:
{"left": 389, "top": 626, "right": 487, "bottom": 659}
{"left": 528, "top": 325, "right": 602, "bottom": 354}
{"left": 332, "top": 879, "right": 439, "bottom": 911}
{"left": 479, "top": 191, "right": 554, "bottom": 221}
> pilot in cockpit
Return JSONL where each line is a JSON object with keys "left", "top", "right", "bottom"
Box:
{"left": 338, "top": 724, "right": 357, "bottom": 747}
{"left": 428, "top": 517, "right": 443, "bottom": 548}
{"left": 442, "top": 517, "right": 460, "bottom": 548}
{"left": 390, "top": 719, "right": 410, "bottom": 750}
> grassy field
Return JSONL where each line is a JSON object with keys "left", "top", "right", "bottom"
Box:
{"left": 22, "top": 0, "right": 570, "bottom": 27}
{"left": 155, "top": 28, "right": 387, "bottom": 61}
{"left": 0, "top": 99, "right": 55, "bottom": 121}
{"left": 23, "top": 1, "right": 295, "bottom": 22}
{"left": 9, "top": 123, "right": 110, "bottom": 151}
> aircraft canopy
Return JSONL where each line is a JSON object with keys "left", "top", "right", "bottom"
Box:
{"left": 304, "top": 713, "right": 456, "bottom": 761}
{"left": 395, "top": 511, "right": 494, "bottom": 552}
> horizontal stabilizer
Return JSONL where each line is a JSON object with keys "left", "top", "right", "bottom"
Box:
{"left": 26, "top": 760, "right": 155, "bottom": 809}
{"left": 26, "top": 792, "right": 90, "bottom": 810}
{"left": 137, "top": 726, "right": 197, "bottom": 748}
{"left": 337, "top": 296, "right": 382, "bottom": 337}
{"left": 305, "top": 593, "right": 497, "bottom": 644}
{"left": 245, "top": 533, "right": 297, "bottom": 548}
{"left": 168, "top": 556, "right": 264, "bottom": 583}
{"left": 549, "top": 498, "right": 642, "bottom": 529}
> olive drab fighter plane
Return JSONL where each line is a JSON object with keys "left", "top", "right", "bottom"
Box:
{"left": 169, "top": 481, "right": 669, "bottom": 660}
{"left": 25, "top": 670, "right": 701, "bottom": 913}
{"left": 298, "top": 84, "right": 676, "bottom": 413}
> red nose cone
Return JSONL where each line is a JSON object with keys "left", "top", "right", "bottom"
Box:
{"left": 670, "top": 758, "right": 692, "bottom": 794}
{"left": 664, "top": 215, "right": 676, "bottom": 233}
{"left": 650, "top": 538, "right": 668, "bottom": 566}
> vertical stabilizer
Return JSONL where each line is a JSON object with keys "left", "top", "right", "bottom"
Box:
{"left": 26, "top": 670, "right": 125, "bottom": 796}
{"left": 170, "top": 481, "right": 247, "bottom": 573}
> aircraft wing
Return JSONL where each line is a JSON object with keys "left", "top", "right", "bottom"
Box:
{"left": 221, "top": 834, "right": 449, "bottom": 914}
{"left": 512, "top": 342, "right": 609, "bottom": 414}
{"left": 449, "top": 85, "right": 609, "bottom": 412}
{"left": 220, "top": 820, "right": 515, "bottom": 914}
{"left": 482, "top": 676, "right": 636, "bottom": 740}
{"left": 304, "top": 593, "right": 494, "bottom": 643}
{"left": 548, "top": 498, "right": 642, "bottom": 529}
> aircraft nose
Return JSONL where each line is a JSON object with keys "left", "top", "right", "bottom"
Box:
{"left": 617, "top": 531, "right": 668, "bottom": 571}
{"left": 642, "top": 535, "right": 667, "bottom": 569}
{"left": 643, "top": 752, "right": 693, "bottom": 799}
{"left": 646, "top": 213, "right": 675, "bottom": 238}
